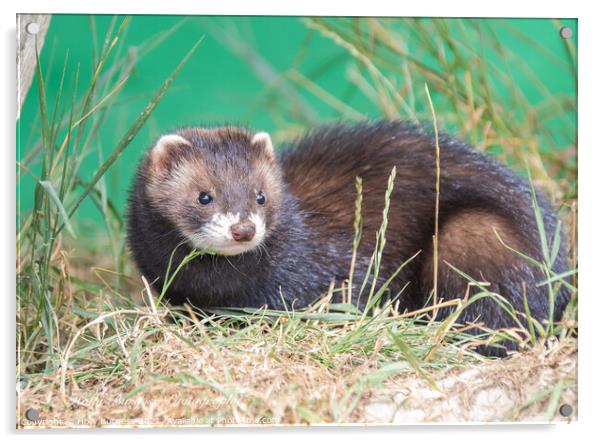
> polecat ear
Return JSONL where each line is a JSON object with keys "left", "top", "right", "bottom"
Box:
{"left": 251, "top": 132, "right": 275, "bottom": 160}
{"left": 149, "top": 134, "right": 192, "bottom": 172}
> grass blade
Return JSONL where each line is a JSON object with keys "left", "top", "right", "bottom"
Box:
{"left": 39, "top": 181, "right": 76, "bottom": 238}
{"left": 387, "top": 327, "right": 440, "bottom": 392}
{"left": 61, "top": 36, "right": 205, "bottom": 229}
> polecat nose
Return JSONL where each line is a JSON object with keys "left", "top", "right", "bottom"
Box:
{"left": 230, "top": 222, "right": 256, "bottom": 242}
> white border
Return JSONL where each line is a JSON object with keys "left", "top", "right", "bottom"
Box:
{"left": 3, "top": 0, "right": 601, "bottom": 441}
{"left": 0, "top": 0, "right": 586, "bottom": 17}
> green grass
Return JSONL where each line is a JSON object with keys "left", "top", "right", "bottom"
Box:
{"left": 16, "top": 16, "right": 577, "bottom": 425}
{"left": 17, "top": 17, "right": 203, "bottom": 375}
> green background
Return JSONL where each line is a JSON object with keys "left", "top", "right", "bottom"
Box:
{"left": 18, "top": 15, "right": 577, "bottom": 233}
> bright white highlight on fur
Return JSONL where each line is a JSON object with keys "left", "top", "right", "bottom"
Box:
{"left": 206, "top": 212, "right": 240, "bottom": 242}
{"left": 187, "top": 212, "right": 267, "bottom": 256}
{"left": 152, "top": 134, "right": 191, "bottom": 157}
{"left": 251, "top": 132, "right": 274, "bottom": 158}
{"left": 249, "top": 212, "right": 266, "bottom": 243}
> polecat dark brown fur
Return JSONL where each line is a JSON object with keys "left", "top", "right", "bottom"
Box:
{"left": 126, "top": 120, "right": 570, "bottom": 355}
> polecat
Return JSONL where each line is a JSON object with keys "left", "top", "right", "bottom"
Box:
{"left": 126, "top": 120, "right": 571, "bottom": 355}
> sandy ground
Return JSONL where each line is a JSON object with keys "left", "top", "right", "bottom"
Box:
{"left": 360, "top": 343, "right": 577, "bottom": 423}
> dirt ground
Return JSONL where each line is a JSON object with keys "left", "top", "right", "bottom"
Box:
{"left": 360, "top": 343, "right": 577, "bottom": 423}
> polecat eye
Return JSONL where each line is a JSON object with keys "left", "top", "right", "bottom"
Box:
{"left": 198, "top": 192, "right": 213, "bottom": 205}
{"left": 256, "top": 191, "right": 266, "bottom": 205}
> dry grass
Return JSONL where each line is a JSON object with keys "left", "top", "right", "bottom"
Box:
{"left": 17, "top": 302, "right": 577, "bottom": 427}
{"left": 17, "top": 263, "right": 577, "bottom": 428}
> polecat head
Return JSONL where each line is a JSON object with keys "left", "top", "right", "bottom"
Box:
{"left": 143, "top": 127, "right": 283, "bottom": 256}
